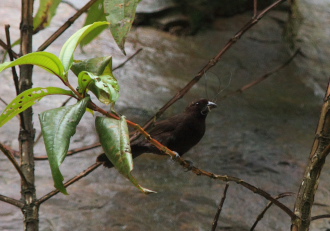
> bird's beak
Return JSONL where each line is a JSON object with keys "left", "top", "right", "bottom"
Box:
{"left": 201, "top": 101, "right": 217, "bottom": 114}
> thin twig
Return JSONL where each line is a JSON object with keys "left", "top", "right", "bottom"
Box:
{"left": 61, "top": 96, "right": 73, "bottom": 107}
{"left": 250, "top": 192, "right": 295, "bottom": 230}
{"left": 135, "top": 0, "right": 287, "bottom": 137}
{"left": 167, "top": 154, "right": 297, "bottom": 220}
{"left": 0, "top": 97, "right": 8, "bottom": 106}
{"left": 113, "top": 48, "right": 143, "bottom": 71}
{"left": 34, "top": 142, "right": 101, "bottom": 160}
{"left": 62, "top": 0, "right": 80, "bottom": 11}
{"left": 218, "top": 48, "right": 300, "bottom": 101}
{"left": 311, "top": 214, "right": 330, "bottom": 221}
{"left": 0, "top": 38, "right": 19, "bottom": 59}
{"left": 5, "top": 25, "right": 20, "bottom": 95}
{"left": 37, "top": 0, "right": 99, "bottom": 51}
{"left": 253, "top": 0, "right": 258, "bottom": 18}
{"left": 37, "top": 162, "right": 101, "bottom": 204}
{"left": 33, "top": 132, "right": 43, "bottom": 147}
{"left": 0, "top": 143, "right": 29, "bottom": 186}
{"left": 211, "top": 183, "right": 230, "bottom": 231}
{"left": 0, "top": 194, "right": 24, "bottom": 208}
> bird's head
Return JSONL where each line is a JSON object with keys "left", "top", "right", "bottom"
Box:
{"left": 185, "top": 99, "right": 217, "bottom": 116}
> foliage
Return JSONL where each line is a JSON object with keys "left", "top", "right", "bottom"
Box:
{"left": 0, "top": 21, "right": 144, "bottom": 194}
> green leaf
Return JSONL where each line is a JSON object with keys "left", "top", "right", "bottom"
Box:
{"left": 0, "top": 87, "right": 75, "bottom": 127}
{"left": 59, "top": 21, "right": 109, "bottom": 73}
{"left": 0, "top": 52, "right": 66, "bottom": 81}
{"left": 72, "top": 57, "right": 119, "bottom": 104}
{"left": 71, "top": 56, "right": 112, "bottom": 76}
{"left": 77, "top": 71, "right": 94, "bottom": 96}
{"left": 80, "top": 0, "right": 107, "bottom": 47}
{"left": 104, "top": 0, "right": 139, "bottom": 55}
{"left": 96, "top": 116, "right": 156, "bottom": 194}
{"left": 87, "top": 73, "right": 120, "bottom": 104}
{"left": 39, "top": 97, "right": 90, "bottom": 194}
{"left": 34, "top": 0, "right": 62, "bottom": 33}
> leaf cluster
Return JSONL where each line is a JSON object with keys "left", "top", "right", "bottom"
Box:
{"left": 0, "top": 21, "right": 150, "bottom": 194}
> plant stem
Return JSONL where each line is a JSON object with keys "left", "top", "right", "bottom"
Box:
{"left": 19, "top": 0, "right": 38, "bottom": 230}
{"left": 292, "top": 83, "right": 330, "bottom": 230}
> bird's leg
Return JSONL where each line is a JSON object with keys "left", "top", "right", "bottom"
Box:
{"left": 171, "top": 151, "right": 180, "bottom": 160}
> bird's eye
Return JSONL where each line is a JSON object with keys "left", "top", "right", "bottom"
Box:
{"left": 195, "top": 102, "right": 199, "bottom": 105}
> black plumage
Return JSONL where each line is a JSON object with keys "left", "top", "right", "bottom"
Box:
{"left": 97, "top": 99, "right": 216, "bottom": 168}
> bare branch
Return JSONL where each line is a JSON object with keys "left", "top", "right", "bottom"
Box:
{"left": 37, "top": 162, "right": 101, "bottom": 205}
{"left": 0, "top": 38, "right": 19, "bottom": 59}
{"left": 37, "top": 0, "right": 99, "bottom": 51}
{"left": 211, "top": 183, "right": 230, "bottom": 231}
{"left": 311, "top": 214, "right": 330, "bottom": 221}
{"left": 5, "top": 25, "right": 20, "bottom": 95}
{"left": 113, "top": 48, "right": 143, "bottom": 71}
{"left": 0, "top": 143, "right": 28, "bottom": 186}
{"left": 292, "top": 81, "right": 330, "bottom": 229}
{"left": 137, "top": 0, "right": 287, "bottom": 136}
{"left": 218, "top": 48, "right": 300, "bottom": 101}
{"left": 253, "top": 0, "right": 258, "bottom": 18}
{"left": 62, "top": 0, "right": 80, "bottom": 11}
{"left": 250, "top": 192, "right": 294, "bottom": 230}
{"left": 0, "top": 194, "right": 24, "bottom": 208}
{"left": 0, "top": 97, "right": 8, "bottom": 106}
{"left": 34, "top": 142, "right": 101, "bottom": 160}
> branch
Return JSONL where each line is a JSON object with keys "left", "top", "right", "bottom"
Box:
{"left": 253, "top": 0, "right": 258, "bottom": 18}
{"left": 113, "top": 48, "right": 143, "bottom": 71}
{"left": 37, "top": 162, "right": 101, "bottom": 205}
{"left": 218, "top": 48, "right": 300, "bottom": 101}
{"left": 34, "top": 142, "right": 100, "bottom": 160}
{"left": 79, "top": 96, "right": 297, "bottom": 219}
{"left": 37, "top": 0, "right": 99, "bottom": 51}
{"left": 311, "top": 214, "right": 330, "bottom": 221}
{"left": 250, "top": 192, "right": 294, "bottom": 230}
{"left": 137, "top": 0, "right": 287, "bottom": 135}
{"left": 0, "top": 38, "right": 19, "bottom": 59}
{"left": 5, "top": 25, "right": 20, "bottom": 95}
{"left": 292, "top": 81, "right": 330, "bottom": 229}
{"left": 0, "top": 194, "right": 24, "bottom": 208}
{"left": 0, "top": 143, "right": 28, "bottom": 186}
{"left": 175, "top": 159, "right": 297, "bottom": 220}
{"left": 0, "top": 97, "right": 8, "bottom": 106}
{"left": 211, "top": 183, "right": 229, "bottom": 231}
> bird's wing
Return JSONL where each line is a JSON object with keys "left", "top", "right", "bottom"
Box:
{"left": 147, "top": 113, "right": 183, "bottom": 144}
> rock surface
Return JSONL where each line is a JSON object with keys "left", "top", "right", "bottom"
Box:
{"left": 0, "top": 0, "right": 330, "bottom": 230}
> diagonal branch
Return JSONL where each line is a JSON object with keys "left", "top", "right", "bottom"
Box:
{"left": 0, "top": 143, "right": 28, "bottom": 186}
{"left": 218, "top": 48, "right": 300, "bottom": 101}
{"left": 311, "top": 214, "right": 330, "bottom": 221}
{"left": 5, "top": 25, "right": 20, "bottom": 95}
{"left": 34, "top": 142, "right": 100, "bottom": 160}
{"left": 0, "top": 193, "right": 24, "bottom": 208}
{"left": 37, "top": 0, "right": 99, "bottom": 51}
{"left": 250, "top": 192, "right": 294, "bottom": 230}
{"left": 292, "top": 82, "right": 330, "bottom": 230}
{"left": 0, "top": 38, "right": 19, "bottom": 59}
{"left": 137, "top": 0, "right": 287, "bottom": 134}
{"left": 37, "top": 162, "right": 101, "bottom": 205}
{"left": 211, "top": 183, "right": 230, "bottom": 231}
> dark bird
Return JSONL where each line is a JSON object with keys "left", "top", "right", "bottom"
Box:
{"left": 97, "top": 99, "right": 217, "bottom": 168}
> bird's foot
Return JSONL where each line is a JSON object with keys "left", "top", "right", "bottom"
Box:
{"left": 184, "top": 160, "right": 194, "bottom": 172}
{"left": 171, "top": 151, "right": 180, "bottom": 160}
